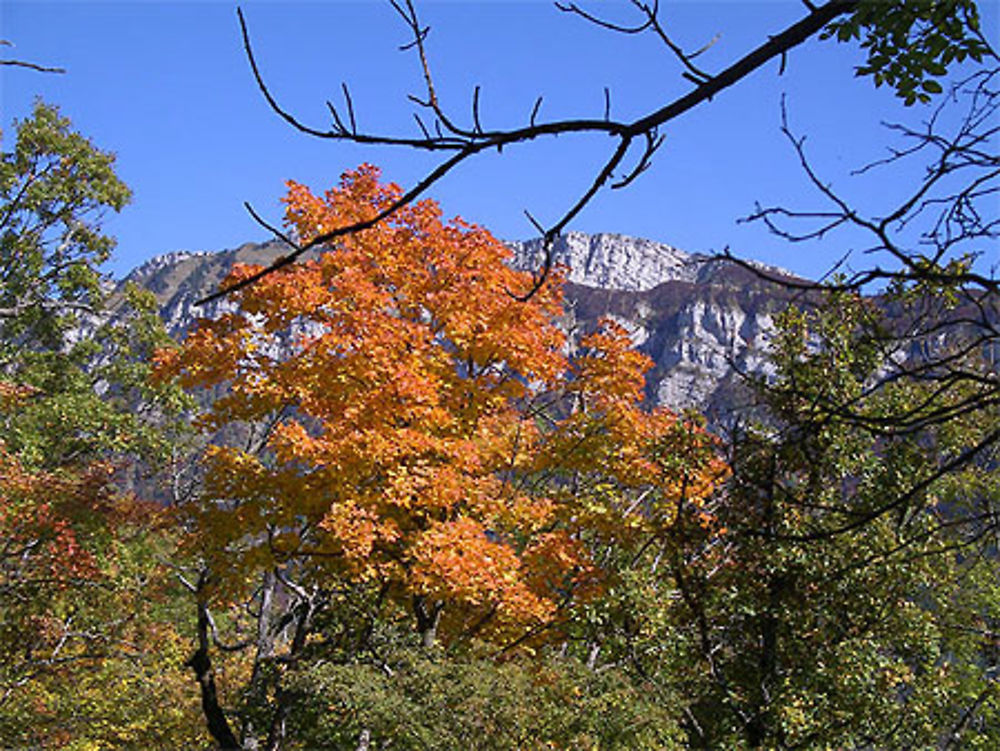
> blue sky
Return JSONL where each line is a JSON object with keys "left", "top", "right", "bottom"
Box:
{"left": 2, "top": 1, "right": 997, "bottom": 280}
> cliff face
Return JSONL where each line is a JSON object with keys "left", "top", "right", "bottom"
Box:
{"left": 122, "top": 233, "right": 801, "bottom": 419}
{"left": 560, "top": 274, "right": 793, "bottom": 420}
{"left": 507, "top": 232, "right": 700, "bottom": 290}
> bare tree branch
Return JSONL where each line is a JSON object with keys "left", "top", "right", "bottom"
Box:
{"left": 0, "top": 41, "right": 65, "bottom": 74}
{"left": 735, "top": 67, "right": 1000, "bottom": 542}
{"left": 201, "top": 0, "right": 858, "bottom": 304}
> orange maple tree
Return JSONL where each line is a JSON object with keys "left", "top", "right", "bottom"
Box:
{"left": 155, "top": 165, "right": 726, "bottom": 646}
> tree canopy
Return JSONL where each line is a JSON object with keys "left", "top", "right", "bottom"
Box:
{"left": 154, "top": 166, "right": 727, "bottom": 748}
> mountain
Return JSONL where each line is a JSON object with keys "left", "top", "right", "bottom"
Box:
{"left": 508, "top": 233, "right": 801, "bottom": 417}
{"left": 121, "top": 232, "right": 804, "bottom": 421}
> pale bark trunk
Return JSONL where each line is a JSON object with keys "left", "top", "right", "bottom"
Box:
{"left": 413, "top": 595, "right": 442, "bottom": 649}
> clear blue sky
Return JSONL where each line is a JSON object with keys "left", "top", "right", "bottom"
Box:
{"left": 2, "top": 1, "right": 997, "bottom": 280}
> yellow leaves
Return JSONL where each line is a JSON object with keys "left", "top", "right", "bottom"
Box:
{"left": 202, "top": 445, "right": 268, "bottom": 500}
{"left": 162, "top": 165, "right": 730, "bottom": 646}
{"left": 0, "top": 448, "right": 206, "bottom": 749}
{"left": 409, "top": 517, "right": 555, "bottom": 624}
{"left": 10, "top": 591, "right": 206, "bottom": 749}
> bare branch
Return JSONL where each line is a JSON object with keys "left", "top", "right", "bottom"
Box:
{"left": 558, "top": 0, "right": 716, "bottom": 83}
{"left": 612, "top": 128, "right": 664, "bottom": 189}
{"left": 221, "top": 0, "right": 858, "bottom": 301}
{"left": 0, "top": 59, "right": 66, "bottom": 74}
{"left": 342, "top": 82, "right": 357, "bottom": 135}
{"left": 511, "top": 133, "right": 634, "bottom": 300}
{"left": 202, "top": 144, "right": 485, "bottom": 303}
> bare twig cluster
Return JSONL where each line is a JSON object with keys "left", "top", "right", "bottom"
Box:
{"left": 201, "top": 0, "right": 859, "bottom": 304}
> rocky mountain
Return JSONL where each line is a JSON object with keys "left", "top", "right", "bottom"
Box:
{"left": 121, "top": 232, "right": 804, "bottom": 422}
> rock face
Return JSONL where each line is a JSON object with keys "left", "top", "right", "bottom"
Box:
{"left": 121, "top": 242, "right": 285, "bottom": 333}
{"left": 507, "top": 232, "right": 700, "bottom": 290}
{"left": 560, "top": 273, "right": 795, "bottom": 421}
{"left": 122, "top": 233, "right": 803, "bottom": 421}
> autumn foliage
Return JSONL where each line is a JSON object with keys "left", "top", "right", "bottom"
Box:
{"left": 0, "top": 387, "right": 201, "bottom": 748}
{"left": 155, "top": 165, "right": 726, "bottom": 644}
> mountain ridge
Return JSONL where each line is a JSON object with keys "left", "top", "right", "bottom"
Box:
{"left": 121, "top": 232, "right": 801, "bottom": 419}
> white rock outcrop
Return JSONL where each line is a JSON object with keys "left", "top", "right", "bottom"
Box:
{"left": 118, "top": 234, "right": 799, "bottom": 420}
{"left": 507, "top": 232, "right": 701, "bottom": 291}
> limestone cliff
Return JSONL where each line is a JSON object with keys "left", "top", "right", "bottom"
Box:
{"left": 121, "top": 234, "right": 802, "bottom": 420}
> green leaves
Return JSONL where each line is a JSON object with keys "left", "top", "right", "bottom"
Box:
{"left": 690, "top": 287, "right": 1000, "bottom": 747}
{"left": 286, "top": 642, "right": 686, "bottom": 750}
{"left": 823, "top": 0, "right": 994, "bottom": 105}
{"left": 0, "top": 103, "right": 189, "bottom": 475}
{"left": 0, "top": 101, "right": 130, "bottom": 358}
{"left": 0, "top": 103, "right": 203, "bottom": 750}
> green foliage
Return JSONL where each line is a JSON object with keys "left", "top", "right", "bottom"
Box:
{"left": 0, "top": 498, "right": 205, "bottom": 750}
{"left": 4, "top": 7, "right": 996, "bottom": 744}
{"left": 0, "top": 103, "right": 203, "bottom": 749}
{"left": 823, "top": 0, "right": 994, "bottom": 105}
{"left": 285, "top": 642, "right": 685, "bottom": 750}
{"left": 0, "top": 100, "right": 130, "bottom": 357}
{"left": 0, "top": 103, "right": 192, "bottom": 473}
{"left": 669, "top": 289, "right": 1000, "bottom": 748}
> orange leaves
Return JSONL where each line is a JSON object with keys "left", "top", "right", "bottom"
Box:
{"left": 535, "top": 317, "right": 729, "bottom": 545}
{"left": 160, "top": 165, "right": 729, "bottom": 642}
{"left": 318, "top": 500, "right": 401, "bottom": 580}
{"left": 573, "top": 319, "right": 653, "bottom": 407}
{"left": 151, "top": 313, "right": 252, "bottom": 391}
{"left": 409, "top": 517, "right": 556, "bottom": 626}
{"left": 283, "top": 180, "right": 332, "bottom": 243}
{"left": 0, "top": 380, "right": 42, "bottom": 410}
{"left": 0, "top": 447, "right": 116, "bottom": 585}
{"left": 522, "top": 530, "right": 598, "bottom": 602}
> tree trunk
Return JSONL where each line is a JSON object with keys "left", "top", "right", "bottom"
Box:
{"left": 413, "top": 595, "right": 442, "bottom": 649}
{"left": 188, "top": 597, "right": 241, "bottom": 750}
{"left": 264, "top": 589, "right": 315, "bottom": 751}
{"left": 242, "top": 571, "right": 278, "bottom": 747}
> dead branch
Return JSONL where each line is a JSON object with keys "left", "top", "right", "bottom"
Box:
{"left": 200, "top": 0, "right": 858, "bottom": 304}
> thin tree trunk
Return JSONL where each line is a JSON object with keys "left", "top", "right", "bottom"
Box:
{"left": 265, "top": 593, "right": 315, "bottom": 751}
{"left": 414, "top": 595, "right": 442, "bottom": 649}
{"left": 243, "top": 571, "right": 278, "bottom": 749}
{"left": 188, "top": 596, "right": 241, "bottom": 750}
